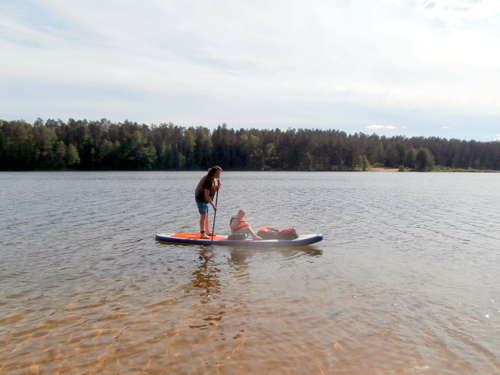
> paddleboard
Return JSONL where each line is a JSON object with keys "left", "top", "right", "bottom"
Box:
{"left": 155, "top": 233, "right": 323, "bottom": 247}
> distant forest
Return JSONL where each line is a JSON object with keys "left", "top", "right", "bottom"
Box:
{"left": 1, "top": 118, "right": 499, "bottom": 171}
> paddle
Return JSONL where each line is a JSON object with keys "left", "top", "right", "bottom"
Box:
{"left": 210, "top": 179, "right": 220, "bottom": 244}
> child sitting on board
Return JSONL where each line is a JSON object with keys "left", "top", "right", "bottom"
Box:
{"left": 230, "top": 209, "right": 262, "bottom": 240}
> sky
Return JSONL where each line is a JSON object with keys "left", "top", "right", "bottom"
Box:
{"left": 1, "top": 0, "right": 500, "bottom": 141}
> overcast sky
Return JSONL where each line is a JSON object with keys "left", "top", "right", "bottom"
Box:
{"left": 1, "top": 0, "right": 500, "bottom": 141}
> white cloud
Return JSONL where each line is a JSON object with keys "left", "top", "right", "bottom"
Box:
{"left": 418, "top": 0, "right": 500, "bottom": 26}
{"left": 366, "top": 125, "right": 397, "bottom": 130}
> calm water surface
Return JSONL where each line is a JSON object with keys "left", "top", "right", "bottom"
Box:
{"left": 0, "top": 171, "right": 499, "bottom": 374}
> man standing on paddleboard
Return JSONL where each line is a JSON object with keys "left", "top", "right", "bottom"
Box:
{"left": 195, "top": 166, "right": 222, "bottom": 239}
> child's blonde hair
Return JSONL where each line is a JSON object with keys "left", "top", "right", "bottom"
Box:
{"left": 237, "top": 209, "right": 246, "bottom": 218}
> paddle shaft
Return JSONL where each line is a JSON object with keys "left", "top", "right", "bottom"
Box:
{"left": 210, "top": 179, "right": 220, "bottom": 242}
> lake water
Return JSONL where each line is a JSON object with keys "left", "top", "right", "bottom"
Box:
{"left": 0, "top": 171, "right": 499, "bottom": 374}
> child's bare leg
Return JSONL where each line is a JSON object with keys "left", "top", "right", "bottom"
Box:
{"left": 245, "top": 226, "right": 262, "bottom": 240}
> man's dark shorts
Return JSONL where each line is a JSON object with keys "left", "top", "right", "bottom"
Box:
{"left": 196, "top": 199, "right": 209, "bottom": 215}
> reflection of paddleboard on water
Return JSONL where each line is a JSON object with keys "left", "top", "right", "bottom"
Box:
{"left": 155, "top": 233, "right": 323, "bottom": 247}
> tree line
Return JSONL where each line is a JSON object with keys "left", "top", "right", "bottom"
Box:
{"left": 1, "top": 118, "right": 499, "bottom": 171}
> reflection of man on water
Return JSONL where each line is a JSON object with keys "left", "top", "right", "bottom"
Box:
{"left": 191, "top": 262, "right": 221, "bottom": 303}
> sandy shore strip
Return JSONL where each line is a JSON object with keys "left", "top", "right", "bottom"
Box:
{"left": 369, "top": 168, "right": 399, "bottom": 172}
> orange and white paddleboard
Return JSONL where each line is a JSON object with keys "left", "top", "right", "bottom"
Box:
{"left": 155, "top": 233, "right": 323, "bottom": 247}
